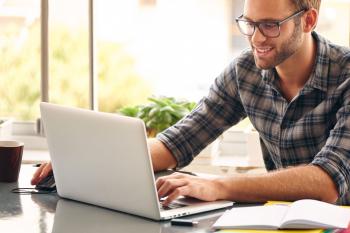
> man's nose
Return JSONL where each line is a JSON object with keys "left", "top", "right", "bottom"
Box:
{"left": 250, "top": 26, "right": 267, "bottom": 44}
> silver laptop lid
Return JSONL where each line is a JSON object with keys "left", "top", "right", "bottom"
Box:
{"left": 40, "top": 102, "right": 161, "bottom": 220}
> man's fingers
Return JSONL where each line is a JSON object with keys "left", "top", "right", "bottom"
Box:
{"left": 156, "top": 173, "right": 201, "bottom": 206}
{"left": 157, "top": 178, "right": 188, "bottom": 198}
{"left": 31, "top": 162, "right": 52, "bottom": 185}
{"left": 40, "top": 163, "right": 52, "bottom": 178}
{"left": 31, "top": 163, "right": 46, "bottom": 185}
{"left": 33, "top": 163, "right": 46, "bottom": 176}
{"left": 162, "top": 186, "right": 190, "bottom": 206}
{"left": 155, "top": 173, "right": 187, "bottom": 190}
{"left": 155, "top": 177, "right": 165, "bottom": 190}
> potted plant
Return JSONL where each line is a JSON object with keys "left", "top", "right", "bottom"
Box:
{"left": 119, "top": 96, "right": 196, "bottom": 137}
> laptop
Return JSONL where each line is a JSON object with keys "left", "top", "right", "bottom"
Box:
{"left": 40, "top": 102, "right": 233, "bottom": 220}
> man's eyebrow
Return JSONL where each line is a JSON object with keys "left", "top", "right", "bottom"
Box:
{"left": 242, "top": 15, "right": 280, "bottom": 22}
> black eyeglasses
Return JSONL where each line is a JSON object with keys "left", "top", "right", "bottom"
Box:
{"left": 235, "top": 9, "right": 306, "bottom": 38}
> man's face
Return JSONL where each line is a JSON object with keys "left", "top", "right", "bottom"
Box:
{"left": 243, "top": 0, "right": 304, "bottom": 69}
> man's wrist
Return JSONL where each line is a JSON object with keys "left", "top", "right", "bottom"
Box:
{"left": 212, "top": 177, "right": 233, "bottom": 201}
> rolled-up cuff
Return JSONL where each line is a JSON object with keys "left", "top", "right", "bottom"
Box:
{"left": 312, "top": 151, "right": 350, "bottom": 198}
{"left": 156, "top": 131, "right": 194, "bottom": 168}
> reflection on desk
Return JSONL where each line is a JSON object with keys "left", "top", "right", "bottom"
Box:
{"left": 53, "top": 199, "right": 161, "bottom": 233}
{"left": 53, "top": 199, "right": 226, "bottom": 233}
{"left": 0, "top": 165, "right": 231, "bottom": 233}
{"left": 0, "top": 183, "right": 22, "bottom": 218}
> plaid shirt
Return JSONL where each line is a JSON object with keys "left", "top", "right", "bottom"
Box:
{"left": 157, "top": 32, "right": 350, "bottom": 205}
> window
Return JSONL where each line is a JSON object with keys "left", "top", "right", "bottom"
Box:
{"left": 0, "top": 0, "right": 41, "bottom": 121}
{"left": 317, "top": 0, "right": 350, "bottom": 47}
{"left": 49, "top": 0, "right": 90, "bottom": 109}
{"left": 1, "top": 0, "right": 349, "bottom": 143}
{"left": 95, "top": 0, "right": 239, "bottom": 113}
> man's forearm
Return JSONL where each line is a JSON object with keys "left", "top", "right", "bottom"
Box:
{"left": 215, "top": 165, "right": 339, "bottom": 203}
{"left": 148, "top": 138, "right": 177, "bottom": 172}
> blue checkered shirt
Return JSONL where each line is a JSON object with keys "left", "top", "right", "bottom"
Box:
{"left": 157, "top": 32, "right": 350, "bottom": 205}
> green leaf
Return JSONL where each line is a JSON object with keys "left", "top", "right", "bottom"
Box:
{"left": 160, "top": 105, "right": 175, "bottom": 113}
{"left": 117, "top": 96, "right": 197, "bottom": 136}
{"left": 148, "top": 106, "right": 160, "bottom": 118}
{"left": 119, "top": 106, "right": 140, "bottom": 117}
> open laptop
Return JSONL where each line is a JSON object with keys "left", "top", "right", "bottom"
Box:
{"left": 40, "top": 102, "right": 233, "bottom": 220}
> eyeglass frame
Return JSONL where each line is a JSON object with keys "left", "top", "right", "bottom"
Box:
{"left": 235, "top": 9, "right": 307, "bottom": 38}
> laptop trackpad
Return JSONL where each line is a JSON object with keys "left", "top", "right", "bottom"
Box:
{"left": 173, "top": 196, "right": 205, "bottom": 206}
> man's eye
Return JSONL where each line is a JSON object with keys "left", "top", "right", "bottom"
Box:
{"left": 243, "top": 21, "right": 255, "bottom": 27}
{"left": 261, "top": 23, "right": 277, "bottom": 30}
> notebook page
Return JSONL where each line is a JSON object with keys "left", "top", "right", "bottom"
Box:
{"left": 213, "top": 205, "right": 289, "bottom": 229}
{"left": 281, "top": 199, "right": 350, "bottom": 229}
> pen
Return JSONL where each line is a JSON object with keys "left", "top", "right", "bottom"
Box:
{"left": 170, "top": 218, "right": 199, "bottom": 227}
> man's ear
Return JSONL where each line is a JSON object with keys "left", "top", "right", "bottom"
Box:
{"left": 303, "top": 8, "right": 318, "bottom": 32}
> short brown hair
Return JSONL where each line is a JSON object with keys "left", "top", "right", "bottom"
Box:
{"left": 290, "top": 0, "right": 321, "bottom": 12}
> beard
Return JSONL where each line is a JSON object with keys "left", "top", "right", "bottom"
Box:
{"left": 252, "top": 20, "right": 303, "bottom": 70}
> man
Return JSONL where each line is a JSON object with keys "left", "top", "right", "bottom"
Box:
{"left": 32, "top": 0, "right": 350, "bottom": 206}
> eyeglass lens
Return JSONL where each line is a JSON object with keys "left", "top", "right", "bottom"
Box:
{"left": 237, "top": 21, "right": 280, "bottom": 37}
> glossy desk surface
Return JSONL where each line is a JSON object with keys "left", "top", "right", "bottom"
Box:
{"left": 0, "top": 165, "right": 234, "bottom": 233}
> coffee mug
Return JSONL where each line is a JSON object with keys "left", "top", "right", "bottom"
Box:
{"left": 0, "top": 141, "right": 24, "bottom": 182}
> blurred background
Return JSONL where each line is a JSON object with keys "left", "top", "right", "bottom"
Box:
{"left": 0, "top": 0, "right": 349, "bottom": 121}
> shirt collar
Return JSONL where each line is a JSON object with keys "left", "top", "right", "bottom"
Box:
{"left": 306, "top": 31, "right": 330, "bottom": 92}
{"left": 260, "top": 31, "right": 330, "bottom": 92}
{"left": 261, "top": 69, "right": 275, "bottom": 85}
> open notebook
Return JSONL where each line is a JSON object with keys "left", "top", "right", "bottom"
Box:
{"left": 213, "top": 199, "right": 350, "bottom": 230}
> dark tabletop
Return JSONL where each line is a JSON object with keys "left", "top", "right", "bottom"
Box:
{"left": 0, "top": 165, "right": 245, "bottom": 233}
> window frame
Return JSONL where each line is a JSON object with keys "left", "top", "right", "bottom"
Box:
{"left": 40, "top": 0, "right": 97, "bottom": 110}
{"left": 11, "top": 0, "right": 350, "bottom": 162}
{"left": 13, "top": 0, "right": 97, "bottom": 152}
{"left": 22, "top": 0, "right": 350, "bottom": 137}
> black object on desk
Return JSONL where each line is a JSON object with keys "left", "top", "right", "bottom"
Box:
{"left": 35, "top": 172, "right": 56, "bottom": 191}
{"left": 11, "top": 172, "right": 56, "bottom": 194}
{"left": 171, "top": 218, "right": 199, "bottom": 226}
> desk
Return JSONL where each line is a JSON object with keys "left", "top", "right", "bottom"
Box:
{"left": 0, "top": 165, "right": 234, "bottom": 233}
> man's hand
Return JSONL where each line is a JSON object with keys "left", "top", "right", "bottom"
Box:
{"left": 31, "top": 162, "right": 52, "bottom": 185}
{"left": 156, "top": 172, "right": 222, "bottom": 206}
{"left": 156, "top": 165, "right": 339, "bottom": 205}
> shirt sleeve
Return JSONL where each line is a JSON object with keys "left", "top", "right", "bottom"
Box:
{"left": 157, "top": 60, "right": 247, "bottom": 168}
{"left": 312, "top": 73, "right": 350, "bottom": 198}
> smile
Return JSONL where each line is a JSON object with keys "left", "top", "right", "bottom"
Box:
{"left": 255, "top": 47, "right": 273, "bottom": 55}
{"left": 254, "top": 47, "right": 273, "bottom": 57}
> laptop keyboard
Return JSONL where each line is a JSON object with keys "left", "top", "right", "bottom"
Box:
{"left": 160, "top": 202, "right": 187, "bottom": 210}
{"left": 159, "top": 196, "right": 209, "bottom": 210}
